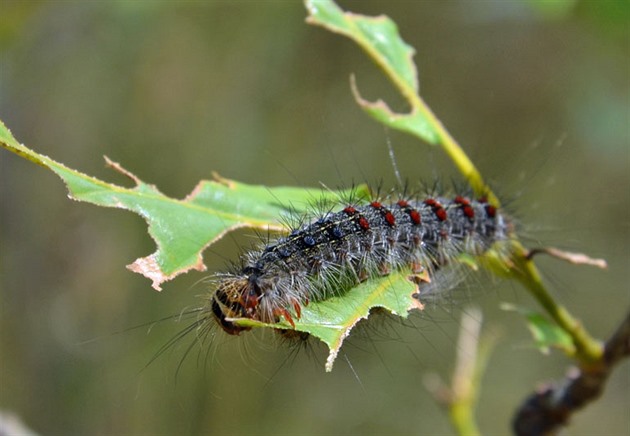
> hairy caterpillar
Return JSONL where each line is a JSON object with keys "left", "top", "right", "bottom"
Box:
{"left": 208, "top": 194, "right": 512, "bottom": 335}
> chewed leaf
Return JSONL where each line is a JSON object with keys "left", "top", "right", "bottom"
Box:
{"left": 351, "top": 77, "right": 440, "bottom": 145}
{"left": 502, "top": 303, "right": 576, "bottom": 355}
{"left": 305, "top": 0, "right": 439, "bottom": 146}
{"left": 0, "top": 120, "right": 368, "bottom": 290}
{"left": 234, "top": 271, "right": 424, "bottom": 371}
{"left": 305, "top": 0, "right": 417, "bottom": 92}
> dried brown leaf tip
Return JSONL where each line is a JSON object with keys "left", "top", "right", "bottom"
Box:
{"left": 526, "top": 247, "right": 608, "bottom": 270}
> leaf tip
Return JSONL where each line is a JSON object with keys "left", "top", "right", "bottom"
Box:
{"left": 104, "top": 156, "right": 143, "bottom": 187}
{"left": 325, "top": 349, "right": 338, "bottom": 372}
{"left": 127, "top": 253, "right": 208, "bottom": 291}
{"left": 211, "top": 171, "right": 237, "bottom": 189}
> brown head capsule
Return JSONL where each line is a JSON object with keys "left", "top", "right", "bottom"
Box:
{"left": 211, "top": 276, "right": 255, "bottom": 335}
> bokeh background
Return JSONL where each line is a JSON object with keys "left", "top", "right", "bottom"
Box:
{"left": 1, "top": 1, "right": 628, "bottom": 435}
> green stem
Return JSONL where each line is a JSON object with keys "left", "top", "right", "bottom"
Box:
{"left": 450, "top": 402, "right": 481, "bottom": 436}
{"left": 511, "top": 243, "right": 604, "bottom": 364}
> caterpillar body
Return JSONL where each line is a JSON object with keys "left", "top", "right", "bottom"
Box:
{"left": 209, "top": 194, "right": 512, "bottom": 335}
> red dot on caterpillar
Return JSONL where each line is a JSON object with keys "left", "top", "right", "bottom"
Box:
{"left": 423, "top": 198, "right": 438, "bottom": 207}
{"left": 477, "top": 195, "right": 497, "bottom": 218}
{"left": 454, "top": 195, "right": 476, "bottom": 221}
{"left": 463, "top": 206, "right": 475, "bottom": 220}
{"left": 409, "top": 210, "right": 421, "bottom": 225}
{"left": 358, "top": 216, "right": 370, "bottom": 230}
{"left": 370, "top": 201, "right": 397, "bottom": 226}
{"left": 424, "top": 198, "right": 448, "bottom": 221}
{"left": 384, "top": 211, "right": 396, "bottom": 226}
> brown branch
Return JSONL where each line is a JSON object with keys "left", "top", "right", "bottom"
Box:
{"left": 512, "top": 310, "right": 630, "bottom": 435}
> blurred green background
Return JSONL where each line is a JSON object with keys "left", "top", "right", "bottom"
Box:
{"left": 1, "top": 1, "right": 628, "bottom": 435}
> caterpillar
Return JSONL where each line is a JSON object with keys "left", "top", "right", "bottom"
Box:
{"left": 209, "top": 194, "right": 512, "bottom": 335}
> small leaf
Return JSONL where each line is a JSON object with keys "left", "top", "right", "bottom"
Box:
{"left": 305, "top": 0, "right": 440, "bottom": 146}
{"left": 350, "top": 76, "right": 439, "bottom": 145}
{"left": 502, "top": 303, "right": 576, "bottom": 355}
{"left": 0, "top": 119, "right": 367, "bottom": 290}
{"left": 305, "top": 0, "right": 417, "bottom": 92}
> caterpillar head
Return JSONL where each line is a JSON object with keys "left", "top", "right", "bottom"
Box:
{"left": 211, "top": 275, "right": 259, "bottom": 335}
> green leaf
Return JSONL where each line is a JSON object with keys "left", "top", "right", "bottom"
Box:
{"left": 0, "top": 119, "right": 367, "bottom": 291}
{"left": 305, "top": 0, "right": 439, "bottom": 145}
{"left": 502, "top": 303, "right": 576, "bottom": 355}
{"left": 305, "top": 0, "right": 417, "bottom": 92}
{"left": 234, "top": 270, "right": 425, "bottom": 371}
